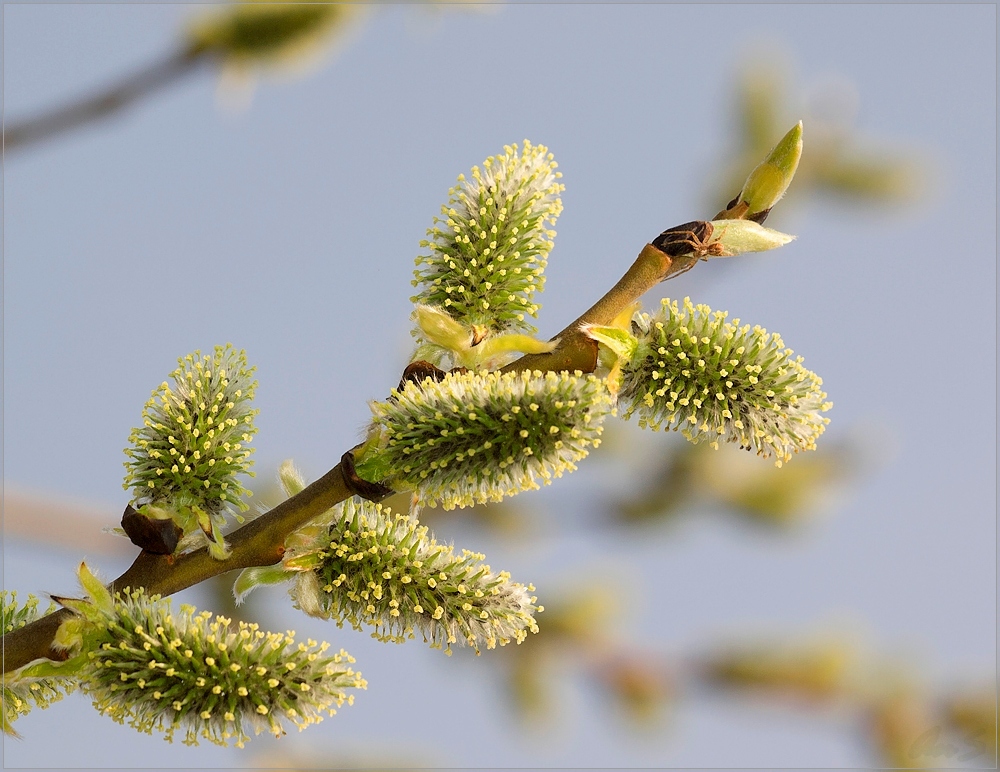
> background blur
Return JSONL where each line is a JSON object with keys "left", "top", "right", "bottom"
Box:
{"left": 3, "top": 2, "right": 995, "bottom": 768}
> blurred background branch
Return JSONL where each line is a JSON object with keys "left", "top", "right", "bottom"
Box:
{"left": 4, "top": 1, "right": 368, "bottom": 152}
{"left": 4, "top": 49, "right": 205, "bottom": 151}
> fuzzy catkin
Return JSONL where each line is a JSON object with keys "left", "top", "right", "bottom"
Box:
{"left": 412, "top": 140, "right": 563, "bottom": 334}
{"left": 1, "top": 593, "right": 76, "bottom": 735}
{"left": 620, "top": 298, "right": 831, "bottom": 464}
{"left": 123, "top": 344, "right": 258, "bottom": 516}
{"left": 78, "top": 590, "right": 364, "bottom": 747}
{"left": 288, "top": 497, "right": 541, "bottom": 653}
{"left": 366, "top": 369, "right": 614, "bottom": 509}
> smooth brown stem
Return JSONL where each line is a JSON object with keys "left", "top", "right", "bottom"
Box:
{"left": 503, "top": 244, "right": 698, "bottom": 375}
{"left": 2, "top": 239, "right": 700, "bottom": 673}
{"left": 3, "top": 463, "right": 352, "bottom": 672}
{"left": 4, "top": 47, "right": 206, "bottom": 152}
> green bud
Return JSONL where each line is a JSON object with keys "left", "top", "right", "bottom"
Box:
{"left": 123, "top": 344, "right": 259, "bottom": 558}
{"left": 412, "top": 302, "right": 558, "bottom": 370}
{"left": 581, "top": 322, "right": 639, "bottom": 396}
{"left": 277, "top": 458, "right": 306, "bottom": 497}
{"left": 738, "top": 121, "right": 803, "bottom": 215}
{"left": 413, "top": 304, "right": 473, "bottom": 353}
{"left": 619, "top": 297, "right": 831, "bottom": 465}
{"left": 285, "top": 497, "right": 541, "bottom": 653}
{"left": 412, "top": 140, "right": 564, "bottom": 335}
{"left": 76, "top": 561, "right": 114, "bottom": 615}
{"left": 359, "top": 369, "right": 613, "bottom": 509}
{"left": 581, "top": 323, "right": 638, "bottom": 364}
{"left": 232, "top": 564, "right": 297, "bottom": 605}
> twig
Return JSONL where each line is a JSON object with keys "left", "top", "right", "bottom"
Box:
{"left": 503, "top": 244, "right": 698, "bottom": 374}
{"left": 1, "top": 234, "right": 706, "bottom": 673}
{"left": 4, "top": 47, "right": 206, "bottom": 152}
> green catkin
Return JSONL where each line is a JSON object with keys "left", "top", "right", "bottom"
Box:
{"left": 76, "top": 589, "right": 364, "bottom": 747}
{"left": 364, "top": 369, "right": 614, "bottom": 509}
{"left": 619, "top": 298, "right": 831, "bottom": 465}
{"left": 122, "top": 344, "right": 259, "bottom": 553}
{"left": 1, "top": 593, "right": 77, "bottom": 735}
{"left": 286, "top": 497, "right": 541, "bottom": 654}
{"left": 412, "top": 140, "right": 564, "bottom": 334}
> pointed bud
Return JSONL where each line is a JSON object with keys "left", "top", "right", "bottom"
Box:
{"left": 277, "top": 459, "right": 306, "bottom": 498}
{"left": 738, "top": 121, "right": 803, "bottom": 215}
{"left": 232, "top": 564, "right": 296, "bottom": 605}
{"left": 412, "top": 304, "right": 557, "bottom": 370}
{"left": 581, "top": 322, "right": 639, "bottom": 396}
{"left": 76, "top": 562, "right": 114, "bottom": 615}
{"left": 581, "top": 323, "right": 639, "bottom": 363}
{"left": 413, "top": 304, "right": 473, "bottom": 352}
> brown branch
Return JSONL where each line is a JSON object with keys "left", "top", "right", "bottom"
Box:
{"left": 1, "top": 231, "right": 719, "bottom": 673}
{"left": 503, "top": 244, "right": 698, "bottom": 375}
{"left": 4, "top": 47, "right": 207, "bottom": 152}
{"left": 3, "top": 462, "right": 352, "bottom": 671}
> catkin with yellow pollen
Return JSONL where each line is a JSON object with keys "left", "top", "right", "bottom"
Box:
{"left": 357, "top": 369, "right": 614, "bottom": 509}
{"left": 619, "top": 298, "right": 831, "bottom": 465}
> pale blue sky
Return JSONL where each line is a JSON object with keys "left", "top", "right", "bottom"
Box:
{"left": 3, "top": 3, "right": 996, "bottom": 768}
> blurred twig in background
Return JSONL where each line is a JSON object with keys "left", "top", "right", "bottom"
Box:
{"left": 3, "top": 487, "right": 133, "bottom": 557}
{"left": 609, "top": 429, "right": 867, "bottom": 530}
{"left": 3, "top": 50, "right": 205, "bottom": 151}
{"left": 4, "top": 1, "right": 367, "bottom": 151}
{"left": 494, "top": 586, "right": 996, "bottom": 768}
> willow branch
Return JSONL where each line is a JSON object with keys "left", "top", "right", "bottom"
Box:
{"left": 1, "top": 237, "right": 704, "bottom": 673}
{"left": 503, "top": 244, "right": 698, "bottom": 375}
{"left": 4, "top": 47, "right": 206, "bottom": 152}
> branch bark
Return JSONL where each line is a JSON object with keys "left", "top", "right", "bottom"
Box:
{"left": 2, "top": 238, "right": 701, "bottom": 673}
